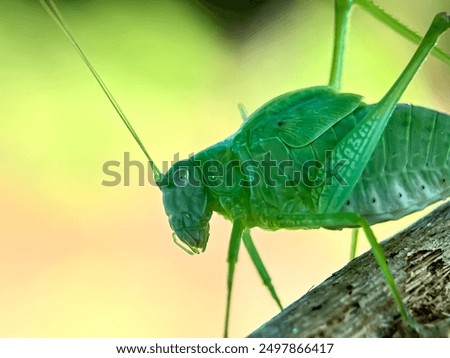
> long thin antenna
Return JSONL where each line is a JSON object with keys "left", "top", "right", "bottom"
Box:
{"left": 40, "top": 0, "right": 163, "bottom": 182}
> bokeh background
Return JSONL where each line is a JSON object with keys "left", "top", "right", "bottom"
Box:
{"left": 0, "top": 0, "right": 448, "bottom": 337}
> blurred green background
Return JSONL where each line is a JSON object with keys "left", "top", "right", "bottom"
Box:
{"left": 0, "top": 0, "right": 448, "bottom": 337}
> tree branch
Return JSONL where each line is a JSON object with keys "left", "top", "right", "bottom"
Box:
{"left": 249, "top": 202, "right": 450, "bottom": 338}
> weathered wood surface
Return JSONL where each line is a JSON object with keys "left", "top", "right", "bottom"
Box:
{"left": 249, "top": 202, "right": 450, "bottom": 338}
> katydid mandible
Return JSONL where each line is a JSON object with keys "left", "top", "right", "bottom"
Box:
{"left": 40, "top": 0, "right": 450, "bottom": 337}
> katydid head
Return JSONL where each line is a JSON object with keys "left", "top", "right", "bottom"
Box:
{"left": 158, "top": 160, "right": 212, "bottom": 255}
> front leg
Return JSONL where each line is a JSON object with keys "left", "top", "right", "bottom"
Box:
{"left": 242, "top": 229, "right": 283, "bottom": 311}
{"left": 224, "top": 219, "right": 245, "bottom": 338}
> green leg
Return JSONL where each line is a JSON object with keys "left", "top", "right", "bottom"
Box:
{"left": 242, "top": 229, "right": 283, "bottom": 310}
{"left": 224, "top": 220, "right": 245, "bottom": 338}
{"left": 355, "top": 217, "right": 418, "bottom": 330}
{"left": 355, "top": 0, "right": 450, "bottom": 65}
{"left": 270, "top": 212, "right": 418, "bottom": 331}
{"left": 350, "top": 228, "right": 359, "bottom": 260}
{"left": 329, "top": 0, "right": 450, "bottom": 91}
{"left": 329, "top": 0, "right": 354, "bottom": 91}
{"left": 320, "top": 13, "right": 450, "bottom": 214}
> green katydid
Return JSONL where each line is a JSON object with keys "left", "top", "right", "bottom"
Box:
{"left": 40, "top": 0, "right": 449, "bottom": 337}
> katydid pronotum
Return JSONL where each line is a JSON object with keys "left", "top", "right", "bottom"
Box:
{"left": 40, "top": 0, "right": 449, "bottom": 337}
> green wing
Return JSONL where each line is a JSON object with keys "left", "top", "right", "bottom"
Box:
{"left": 241, "top": 86, "right": 363, "bottom": 147}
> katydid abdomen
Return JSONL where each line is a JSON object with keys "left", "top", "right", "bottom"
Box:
{"left": 344, "top": 104, "right": 449, "bottom": 224}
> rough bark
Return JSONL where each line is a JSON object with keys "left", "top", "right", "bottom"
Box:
{"left": 248, "top": 202, "right": 450, "bottom": 338}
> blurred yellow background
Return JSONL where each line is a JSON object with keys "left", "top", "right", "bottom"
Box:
{"left": 0, "top": 0, "right": 448, "bottom": 337}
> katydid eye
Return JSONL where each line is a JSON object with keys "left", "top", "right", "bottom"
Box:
{"left": 179, "top": 169, "right": 189, "bottom": 181}
{"left": 174, "top": 168, "right": 189, "bottom": 186}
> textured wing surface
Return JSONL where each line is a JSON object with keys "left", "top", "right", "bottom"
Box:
{"left": 240, "top": 86, "right": 362, "bottom": 147}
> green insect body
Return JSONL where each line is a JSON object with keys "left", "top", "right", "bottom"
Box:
{"left": 41, "top": 0, "right": 449, "bottom": 337}
{"left": 163, "top": 88, "right": 449, "bottom": 240}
